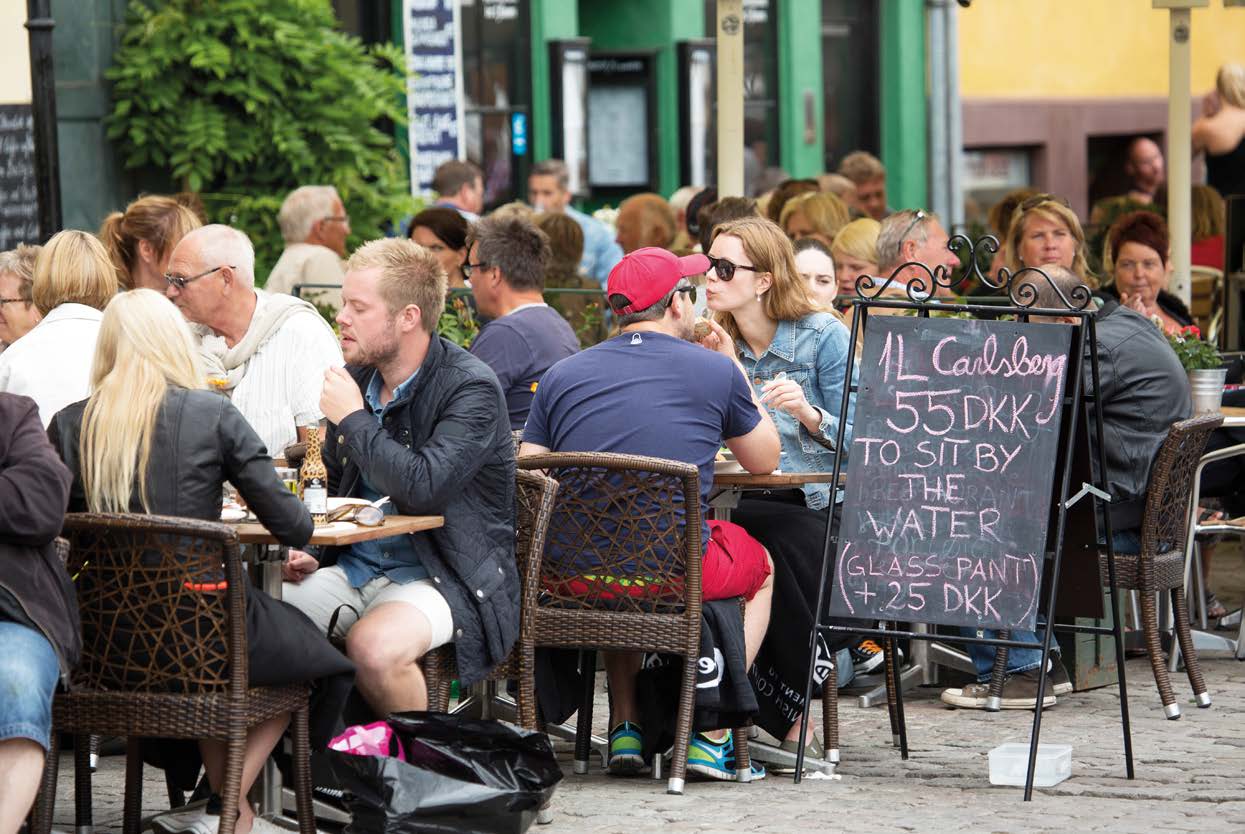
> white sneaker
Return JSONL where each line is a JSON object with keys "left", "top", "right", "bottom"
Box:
{"left": 151, "top": 804, "right": 209, "bottom": 834}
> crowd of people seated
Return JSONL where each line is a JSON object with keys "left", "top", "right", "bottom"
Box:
{"left": 1, "top": 77, "right": 1244, "bottom": 829}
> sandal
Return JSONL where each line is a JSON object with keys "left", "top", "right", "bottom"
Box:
{"left": 1205, "top": 591, "right": 1228, "bottom": 621}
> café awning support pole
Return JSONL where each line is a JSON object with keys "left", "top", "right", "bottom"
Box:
{"left": 716, "top": 0, "right": 744, "bottom": 198}
{"left": 25, "top": 0, "right": 61, "bottom": 242}
{"left": 1155, "top": 0, "right": 1208, "bottom": 307}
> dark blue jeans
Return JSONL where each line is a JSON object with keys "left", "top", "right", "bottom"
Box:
{"left": 964, "top": 529, "right": 1142, "bottom": 681}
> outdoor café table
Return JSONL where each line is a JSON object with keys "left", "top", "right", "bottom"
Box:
{"left": 230, "top": 514, "right": 444, "bottom": 822}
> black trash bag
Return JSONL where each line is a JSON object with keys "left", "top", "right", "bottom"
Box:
{"left": 328, "top": 712, "right": 562, "bottom": 834}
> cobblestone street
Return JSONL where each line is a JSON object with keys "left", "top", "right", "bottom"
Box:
{"left": 52, "top": 652, "right": 1245, "bottom": 834}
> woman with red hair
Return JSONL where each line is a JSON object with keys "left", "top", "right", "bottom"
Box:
{"left": 1101, "top": 211, "right": 1192, "bottom": 335}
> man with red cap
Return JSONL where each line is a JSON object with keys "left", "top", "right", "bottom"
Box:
{"left": 520, "top": 247, "right": 780, "bottom": 782}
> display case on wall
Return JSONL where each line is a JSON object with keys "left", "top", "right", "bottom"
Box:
{"left": 586, "top": 51, "right": 659, "bottom": 195}
{"left": 678, "top": 40, "right": 715, "bottom": 189}
{"left": 549, "top": 38, "right": 591, "bottom": 198}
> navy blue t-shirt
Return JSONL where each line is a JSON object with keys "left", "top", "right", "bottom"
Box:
{"left": 523, "top": 330, "right": 761, "bottom": 552}
{"left": 469, "top": 304, "right": 580, "bottom": 430}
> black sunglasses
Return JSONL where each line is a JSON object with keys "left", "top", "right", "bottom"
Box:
{"left": 705, "top": 255, "right": 763, "bottom": 282}
{"left": 163, "top": 264, "right": 233, "bottom": 291}
{"left": 665, "top": 283, "right": 697, "bottom": 307}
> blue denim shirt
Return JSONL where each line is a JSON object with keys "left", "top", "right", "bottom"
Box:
{"left": 337, "top": 368, "right": 429, "bottom": 588}
{"left": 737, "top": 312, "right": 855, "bottom": 510}
{"left": 566, "top": 205, "right": 623, "bottom": 289}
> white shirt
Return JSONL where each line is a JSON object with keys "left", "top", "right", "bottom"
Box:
{"left": 0, "top": 303, "right": 103, "bottom": 426}
{"left": 265, "top": 243, "right": 346, "bottom": 312}
{"left": 201, "top": 291, "right": 344, "bottom": 456}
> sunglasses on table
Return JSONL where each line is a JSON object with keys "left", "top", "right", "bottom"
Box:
{"left": 163, "top": 264, "right": 234, "bottom": 290}
{"left": 705, "top": 255, "right": 764, "bottom": 282}
{"left": 326, "top": 502, "right": 386, "bottom": 527}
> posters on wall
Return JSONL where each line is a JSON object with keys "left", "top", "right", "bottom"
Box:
{"left": 403, "top": 0, "right": 465, "bottom": 195}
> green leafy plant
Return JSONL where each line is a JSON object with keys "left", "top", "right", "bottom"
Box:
{"left": 1165, "top": 324, "right": 1222, "bottom": 371}
{"left": 438, "top": 295, "right": 479, "bottom": 348}
{"left": 106, "top": 0, "right": 417, "bottom": 279}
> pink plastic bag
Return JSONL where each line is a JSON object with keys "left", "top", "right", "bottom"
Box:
{"left": 328, "top": 720, "right": 406, "bottom": 762}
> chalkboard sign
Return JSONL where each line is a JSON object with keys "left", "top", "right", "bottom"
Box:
{"left": 828, "top": 315, "right": 1072, "bottom": 630}
{"left": 0, "top": 104, "right": 38, "bottom": 251}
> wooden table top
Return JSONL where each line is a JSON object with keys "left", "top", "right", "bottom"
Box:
{"left": 712, "top": 471, "right": 842, "bottom": 487}
{"left": 232, "top": 515, "right": 444, "bottom": 546}
{"left": 1221, "top": 406, "right": 1245, "bottom": 418}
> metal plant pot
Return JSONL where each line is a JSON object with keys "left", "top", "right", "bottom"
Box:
{"left": 1188, "top": 367, "right": 1228, "bottom": 414}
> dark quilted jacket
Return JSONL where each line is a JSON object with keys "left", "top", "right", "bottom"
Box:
{"left": 322, "top": 336, "right": 517, "bottom": 685}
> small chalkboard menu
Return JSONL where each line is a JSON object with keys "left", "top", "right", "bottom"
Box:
{"left": 829, "top": 315, "right": 1073, "bottom": 630}
{"left": 0, "top": 104, "right": 37, "bottom": 251}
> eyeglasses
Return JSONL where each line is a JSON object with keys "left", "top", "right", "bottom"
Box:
{"left": 320, "top": 215, "right": 349, "bottom": 225}
{"left": 462, "top": 261, "right": 489, "bottom": 279}
{"left": 705, "top": 255, "right": 763, "bottom": 282}
{"left": 665, "top": 282, "right": 697, "bottom": 308}
{"left": 164, "top": 264, "right": 233, "bottom": 291}
{"left": 0, "top": 297, "right": 28, "bottom": 306}
{"left": 897, "top": 209, "right": 928, "bottom": 247}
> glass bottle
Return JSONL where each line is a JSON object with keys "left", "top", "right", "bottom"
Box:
{"left": 299, "top": 425, "right": 328, "bottom": 525}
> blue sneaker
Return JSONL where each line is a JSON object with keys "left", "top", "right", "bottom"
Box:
{"left": 608, "top": 721, "right": 645, "bottom": 775}
{"left": 686, "top": 730, "right": 766, "bottom": 781}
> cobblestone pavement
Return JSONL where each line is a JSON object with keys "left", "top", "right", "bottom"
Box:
{"left": 50, "top": 653, "right": 1245, "bottom": 834}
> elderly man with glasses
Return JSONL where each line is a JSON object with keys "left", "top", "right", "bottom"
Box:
{"left": 874, "top": 209, "right": 961, "bottom": 299}
{"left": 520, "top": 247, "right": 780, "bottom": 781}
{"left": 266, "top": 185, "right": 351, "bottom": 313}
{"left": 165, "top": 224, "right": 343, "bottom": 456}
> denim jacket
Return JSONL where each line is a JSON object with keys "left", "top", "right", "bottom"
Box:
{"left": 737, "top": 312, "right": 855, "bottom": 510}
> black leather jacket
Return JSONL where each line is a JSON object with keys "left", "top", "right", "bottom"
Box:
{"left": 322, "top": 335, "right": 517, "bottom": 685}
{"left": 1091, "top": 299, "right": 1192, "bottom": 529}
{"left": 0, "top": 393, "right": 78, "bottom": 681}
{"left": 49, "top": 389, "right": 312, "bottom": 546}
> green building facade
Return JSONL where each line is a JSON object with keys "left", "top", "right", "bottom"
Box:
{"left": 53, "top": 0, "right": 928, "bottom": 229}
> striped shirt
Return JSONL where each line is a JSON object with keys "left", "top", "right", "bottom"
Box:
{"left": 203, "top": 291, "right": 344, "bottom": 456}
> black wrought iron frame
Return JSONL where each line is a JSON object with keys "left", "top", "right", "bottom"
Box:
{"left": 795, "top": 234, "right": 1135, "bottom": 800}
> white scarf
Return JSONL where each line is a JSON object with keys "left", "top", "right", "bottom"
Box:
{"left": 199, "top": 291, "right": 335, "bottom": 393}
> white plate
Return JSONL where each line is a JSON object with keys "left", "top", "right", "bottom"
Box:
{"left": 220, "top": 508, "right": 248, "bottom": 523}
{"left": 713, "top": 460, "right": 747, "bottom": 475}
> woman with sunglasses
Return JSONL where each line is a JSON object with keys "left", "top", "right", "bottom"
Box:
{"left": 1004, "top": 193, "right": 1098, "bottom": 288}
{"left": 47, "top": 289, "right": 352, "bottom": 834}
{"left": 699, "top": 215, "right": 858, "bottom": 766}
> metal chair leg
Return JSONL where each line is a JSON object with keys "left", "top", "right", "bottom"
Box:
{"left": 573, "top": 650, "right": 596, "bottom": 775}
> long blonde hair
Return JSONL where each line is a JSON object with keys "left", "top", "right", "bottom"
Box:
{"left": 81, "top": 289, "right": 206, "bottom": 512}
{"left": 710, "top": 216, "right": 843, "bottom": 345}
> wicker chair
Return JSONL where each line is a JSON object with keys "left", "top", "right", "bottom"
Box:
{"left": 516, "top": 452, "right": 751, "bottom": 795}
{"left": 423, "top": 469, "right": 559, "bottom": 727}
{"left": 29, "top": 514, "right": 315, "bottom": 834}
{"left": 1097, "top": 413, "right": 1224, "bottom": 718}
{"left": 983, "top": 415, "right": 1223, "bottom": 718}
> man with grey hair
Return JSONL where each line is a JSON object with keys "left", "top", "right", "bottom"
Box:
{"left": 941, "top": 263, "right": 1190, "bottom": 711}
{"left": 465, "top": 215, "right": 578, "bottom": 430}
{"left": 266, "top": 185, "right": 350, "bottom": 310}
{"left": 166, "top": 224, "right": 343, "bottom": 456}
{"left": 528, "top": 158, "right": 622, "bottom": 288}
{"left": 874, "top": 208, "right": 960, "bottom": 299}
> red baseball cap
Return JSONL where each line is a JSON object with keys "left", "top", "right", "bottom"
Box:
{"left": 606, "top": 247, "right": 710, "bottom": 314}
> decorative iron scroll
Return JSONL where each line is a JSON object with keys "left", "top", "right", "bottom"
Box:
{"left": 852, "top": 234, "right": 1092, "bottom": 312}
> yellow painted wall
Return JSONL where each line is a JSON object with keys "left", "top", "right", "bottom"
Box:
{"left": 0, "top": 0, "right": 31, "bottom": 104}
{"left": 959, "top": 1, "right": 1245, "bottom": 98}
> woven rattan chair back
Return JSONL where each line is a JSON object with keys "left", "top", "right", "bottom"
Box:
{"left": 62, "top": 513, "right": 247, "bottom": 696}
{"left": 517, "top": 452, "right": 702, "bottom": 617}
{"left": 1139, "top": 413, "right": 1224, "bottom": 557}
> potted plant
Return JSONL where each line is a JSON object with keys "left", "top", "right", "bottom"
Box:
{"left": 1165, "top": 325, "right": 1226, "bottom": 413}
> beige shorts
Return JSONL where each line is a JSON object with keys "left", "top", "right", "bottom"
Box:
{"left": 282, "top": 566, "right": 455, "bottom": 651}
